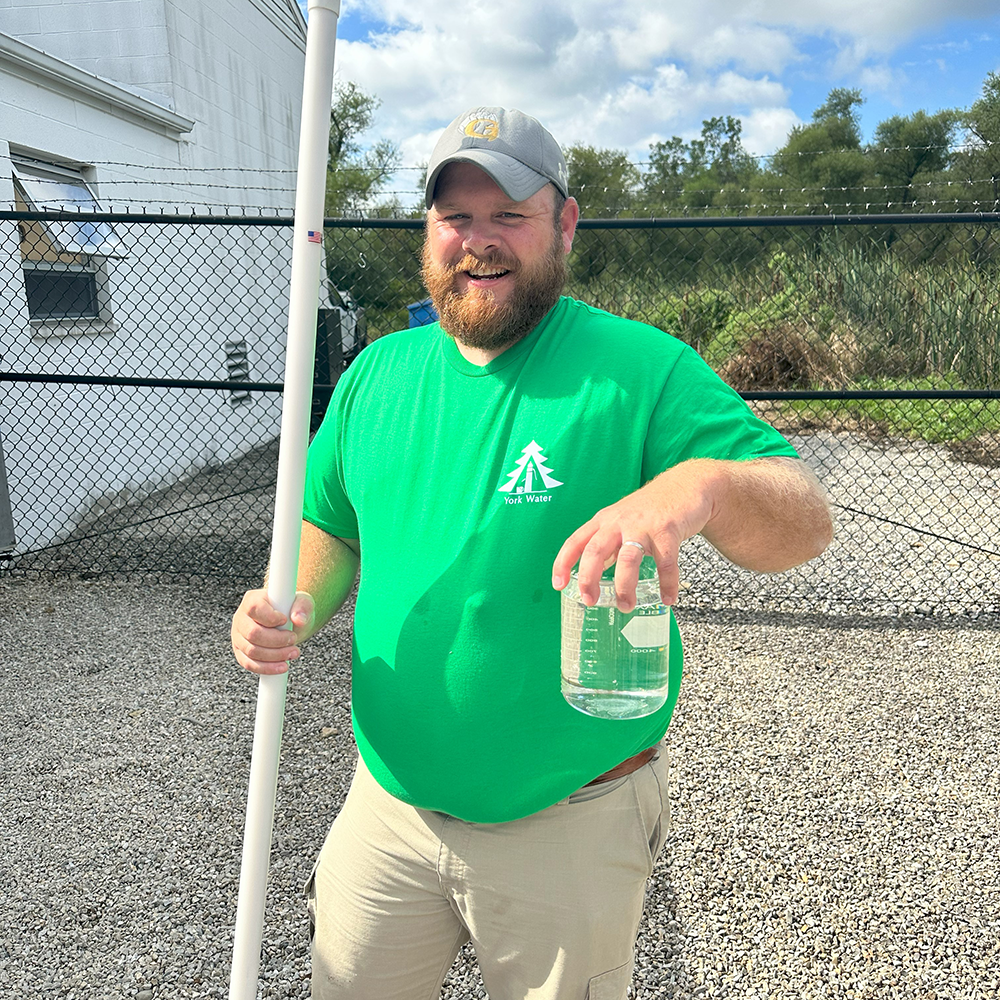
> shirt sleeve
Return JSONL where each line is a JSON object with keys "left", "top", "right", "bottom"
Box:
{"left": 641, "top": 342, "right": 799, "bottom": 483}
{"left": 302, "top": 378, "right": 360, "bottom": 540}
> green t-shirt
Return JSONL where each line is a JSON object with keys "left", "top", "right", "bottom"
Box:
{"left": 303, "top": 296, "right": 798, "bottom": 822}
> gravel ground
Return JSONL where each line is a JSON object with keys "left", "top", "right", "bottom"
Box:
{"left": 2, "top": 432, "right": 999, "bottom": 999}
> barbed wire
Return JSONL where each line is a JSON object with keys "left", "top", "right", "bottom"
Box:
{"left": 42, "top": 136, "right": 1000, "bottom": 181}
{"left": 87, "top": 180, "right": 298, "bottom": 193}
{"left": 11, "top": 142, "right": 998, "bottom": 194}
{"left": 81, "top": 173, "right": 1000, "bottom": 200}
{"left": 563, "top": 199, "right": 1000, "bottom": 215}
{"left": 81, "top": 162, "right": 299, "bottom": 173}
{"left": 365, "top": 177, "right": 1000, "bottom": 197}
{"left": 6, "top": 197, "right": 1000, "bottom": 217}
{"left": 85, "top": 174, "right": 1000, "bottom": 194}
{"left": 565, "top": 177, "right": 1000, "bottom": 200}
{"left": 8, "top": 163, "right": 1000, "bottom": 216}
{"left": 16, "top": 177, "right": 996, "bottom": 206}
{"left": 755, "top": 138, "right": 997, "bottom": 162}
{"left": 633, "top": 138, "right": 997, "bottom": 167}
{"left": 729, "top": 138, "right": 995, "bottom": 164}
{"left": 18, "top": 174, "right": 296, "bottom": 193}
{"left": 7, "top": 199, "right": 1000, "bottom": 215}
{"left": 2, "top": 200, "right": 297, "bottom": 215}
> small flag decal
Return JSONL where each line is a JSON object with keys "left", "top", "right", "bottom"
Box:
{"left": 307, "top": 230, "right": 322, "bottom": 243}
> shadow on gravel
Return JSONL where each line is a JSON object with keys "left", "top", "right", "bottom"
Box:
{"left": 7, "top": 439, "right": 279, "bottom": 583}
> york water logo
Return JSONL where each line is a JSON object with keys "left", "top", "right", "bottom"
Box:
{"left": 497, "top": 441, "right": 563, "bottom": 504}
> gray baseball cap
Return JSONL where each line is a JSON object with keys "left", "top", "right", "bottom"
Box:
{"left": 424, "top": 107, "right": 569, "bottom": 209}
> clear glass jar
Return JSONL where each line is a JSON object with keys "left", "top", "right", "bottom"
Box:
{"left": 560, "top": 556, "right": 671, "bottom": 720}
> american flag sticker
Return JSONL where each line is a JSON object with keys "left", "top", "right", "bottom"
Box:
{"left": 307, "top": 230, "right": 322, "bottom": 243}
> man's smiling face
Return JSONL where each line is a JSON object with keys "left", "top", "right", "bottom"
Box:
{"left": 421, "top": 162, "right": 578, "bottom": 355}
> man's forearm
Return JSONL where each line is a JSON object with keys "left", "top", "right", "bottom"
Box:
{"left": 688, "top": 456, "right": 833, "bottom": 572}
{"left": 264, "top": 520, "right": 360, "bottom": 643}
{"left": 297, "top": 520, "right": 360, "bottom": 641}
{"left": 553, "top": 454, "right": 833, "bottom": 610}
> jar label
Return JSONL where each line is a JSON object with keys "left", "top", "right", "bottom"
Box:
{"left": 620, "top": 612, "right": 671, "bottom": 649}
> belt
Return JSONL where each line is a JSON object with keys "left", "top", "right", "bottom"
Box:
{"left": 585, "top": 745, "right": 659, "bottom": 786}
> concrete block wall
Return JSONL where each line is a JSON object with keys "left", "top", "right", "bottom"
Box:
{"left": 3, "top": 0, "right": 174, "bottom": 107}
{"left": 4, "top": 0, "right": 308, "bottom": 209}
{"left": 1, "top": 0, "right": 316, "bottom": 553}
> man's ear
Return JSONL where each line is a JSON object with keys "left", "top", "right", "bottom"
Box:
{"left": 560, "top": 196, "right": 580, "bottom": 253}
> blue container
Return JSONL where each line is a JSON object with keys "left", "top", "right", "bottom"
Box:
{"left": 407, "top": 298, "right": 438, "bottom": 328}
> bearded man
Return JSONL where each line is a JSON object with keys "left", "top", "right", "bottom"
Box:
{"left": 231, "top": 107, "right": 833, "bottom": 1000}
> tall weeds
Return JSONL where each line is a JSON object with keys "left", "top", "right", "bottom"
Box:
{"left": 568, "top": 227, "right": 1000, "bottom": 389}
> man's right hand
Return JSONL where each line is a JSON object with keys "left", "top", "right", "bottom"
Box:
{"left": 231, "top": 589, "right": 316, "bottom": 675}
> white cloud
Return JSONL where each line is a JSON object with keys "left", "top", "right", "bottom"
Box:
{"left": 857, "top": 63, "right": 907, "bottom": 101}
{"left": 328, "top": 0, "right": 995, "bottom": 190}
{"left": 741, "top": 107, "right": 805, "bottom": 157}
{"left": 693, "top": 24, "right": 802, "bottom": 74}
{"left": 723, "top": 0, "right": 994, "bottom": 49}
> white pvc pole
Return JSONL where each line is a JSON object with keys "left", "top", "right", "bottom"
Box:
{"left": 229, "top": 2, "right": 340, "bottom": 998}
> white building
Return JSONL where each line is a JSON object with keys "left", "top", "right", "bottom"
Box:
{"left": 0, "top": 0, "right": 324, "bottom": 555}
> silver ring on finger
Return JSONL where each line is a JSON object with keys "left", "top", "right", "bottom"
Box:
{"left": 621, "top": 540, "right": 645, "bottom": 555}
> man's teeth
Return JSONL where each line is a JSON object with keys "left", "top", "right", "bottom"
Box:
{"left": 468, "top": 269, "right": 509, "bottom": 279}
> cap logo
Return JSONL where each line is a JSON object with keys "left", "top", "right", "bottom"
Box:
{"left": 462, "top": 113, "right": 500, "bottom": 141}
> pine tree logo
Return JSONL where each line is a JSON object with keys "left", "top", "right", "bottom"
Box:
{"left": 497, "top": 440, "right": 564, "bottom": 495}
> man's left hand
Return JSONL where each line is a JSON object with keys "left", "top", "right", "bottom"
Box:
{"left": 551, "top": 457, "right": 833, "bottom": 612}
{"left": 551, "top": 466, "right": 714, "bottom": 612}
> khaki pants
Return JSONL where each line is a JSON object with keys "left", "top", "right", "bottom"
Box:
{"left": 306, "top": 749, "right": 670, "bottom": 1000}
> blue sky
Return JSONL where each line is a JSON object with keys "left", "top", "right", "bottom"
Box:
{"left": 297, "top": 1, "right": 999, "bottom": 199}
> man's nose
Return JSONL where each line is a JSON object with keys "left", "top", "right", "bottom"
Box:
{"left": 461, "top": 219, "right": 501, "bottom": 257}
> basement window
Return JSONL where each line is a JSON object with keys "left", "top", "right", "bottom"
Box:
{"left": 12, "top": 157, "right": 119, "bottom": 333}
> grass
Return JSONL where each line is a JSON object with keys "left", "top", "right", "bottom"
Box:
{"left": 776, "top": 378, "right": 1000, "bottom": 444}
{"left": 348, "top": 224, "right": 1000, "bottom": 458}
{"left": 566, "top": 232, "right": 1000, "bottom": 457}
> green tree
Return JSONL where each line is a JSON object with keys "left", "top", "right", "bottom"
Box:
{"left": 963, "top": 71, "right": 1000, "bottom": 153}
{"left": 564, "top": 145, "right": 641, "bottom": 284}
{"left": 565, "top": 144, "right": 640, "bottom": 217}
{"left": 684, "top": 116, "right": 758, "bottom": 213}
{"left": 767, "top": 88, "right": 870, "bottom": 212}
{"left": 693, "top": 115, "right": 757, "bottom": 187}
{"left": 870, "top": 109, "right": 956, "bottom": 210}
{"left": 323, "top": 82, "right": 422, "bottom": 334}
{"left": 325, "top": 80, "right": 401, "bottom": 216}
{"left": 640, "top": 117, "right": 757, "bottom": 214}
{"left": 813, "top": 88, "right": 865, "bottom": 145}
{"left": 956, "top": 71, "right": 1000, "bottom": 209}
{"left": 642, "top": 136, "right": 687, "bottom": 206}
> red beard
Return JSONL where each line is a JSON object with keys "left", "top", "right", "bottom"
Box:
{"left": 421, "top": 236, "right": 567, "bottom": 353}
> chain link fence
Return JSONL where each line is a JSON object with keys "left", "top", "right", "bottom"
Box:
{"left": 2, "top": 209, "right": 998, "bottom": 614}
